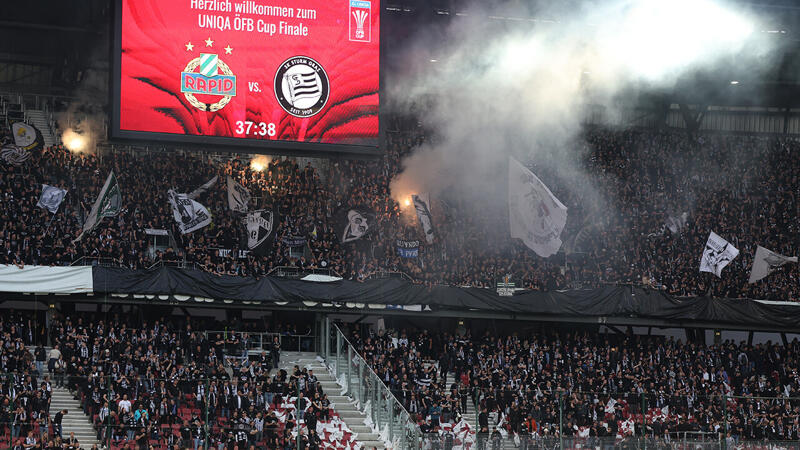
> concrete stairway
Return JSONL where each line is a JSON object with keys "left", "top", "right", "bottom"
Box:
{"left": 50, "top": 386, "right": 101, "bottom": 449}
{"left": 280, "top": 351, "right": 385, "bottom": 449}
{"left": 25, "top": 109, "right": 57, "bottom": 147}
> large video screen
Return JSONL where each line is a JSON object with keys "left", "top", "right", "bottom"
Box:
{"left": 112, "top": 0, "right": 380, "bottom": 154}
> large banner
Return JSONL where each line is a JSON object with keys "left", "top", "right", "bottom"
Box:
{"left": 114, "top": 0, "right": 380, "bottom": 150}
{"left": 396, "top": 239, "right": 420, "bottom": 258}
{"left": 508, "top": 157, "right": 568, "bottom": 258}
{"left": 412, "top": 194, "right": 435, "bottom": 244}
{"left": 0, "top": 265, "right": 93, "bottom": 294}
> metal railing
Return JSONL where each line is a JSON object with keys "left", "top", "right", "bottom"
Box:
{"left": 419, "top": 434, "right": 800, "bottom": 449}
{"left": 267, "top": 266, "right": 341, "bottom": 279}
{"left": 366, "top": 270, "right": 414, "bottom": 282}
{"left": 146, "top": 259, "right": 203, "bottom": 271}
{"left": 69, "top": 256, "right": 123, "bottom": 267}
{"left": 202, "top": 330, "right": 316, "bottom": 354}
{"left": 321, "top": 320, "right": 422, "bottom": 449}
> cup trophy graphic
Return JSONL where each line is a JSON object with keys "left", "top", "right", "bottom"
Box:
{"left": 349, "top": 1, "right": 371, "bottom": 42}
{"left": 352, "top": 9, "right": 368, "bottom": 39}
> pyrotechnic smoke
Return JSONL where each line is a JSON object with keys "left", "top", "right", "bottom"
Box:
{"left": 389, "top": 0, "right": 764, "bottom": 245}
{"left": 250, "top": 155, "right": 271, "bottom": 172}
{"left": 61, "top": 128, "right": 88, "bottom": 153}
{"left": 57, "top": 42, "right": 108, "bottom": 154}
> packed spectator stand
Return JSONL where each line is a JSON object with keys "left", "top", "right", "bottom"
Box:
{"left": 1, "top": 115, "right": 800, "bottom": 449}
{"left": 0, "top": 310, "right": 366, "bottom": 449}
{"left": 0, "top": 125, "right": 797, "bottom": 302}
{"left": 348, "top": 324, "right": 800, "bottom": 448}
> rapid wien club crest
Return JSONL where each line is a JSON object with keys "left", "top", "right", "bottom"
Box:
{"left": 180, "top": 37, "right": 237, "bottom": 112}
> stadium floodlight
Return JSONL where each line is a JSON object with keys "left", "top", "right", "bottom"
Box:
{"left": 595, "top": 0, "right": 754, "bottom": 81}
{"left": 730, "top": 80, "right": 740, "bottom": 84}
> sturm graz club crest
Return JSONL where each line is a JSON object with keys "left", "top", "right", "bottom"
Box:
{"left": 274, "top": 56, "right": 330, "bottom": 118}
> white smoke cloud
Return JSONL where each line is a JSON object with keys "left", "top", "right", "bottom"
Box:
{"left": 389, "top": 0, "right": 763, "bottom": 244}
{"left": 57, "top": 43, "right": 108, "bottom": 154}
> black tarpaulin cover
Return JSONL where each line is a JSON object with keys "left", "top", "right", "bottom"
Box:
{"left": 92, "top": 266, "right": 800, "bottom": 327}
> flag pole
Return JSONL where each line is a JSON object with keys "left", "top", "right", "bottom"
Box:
{"left": 43, "top": 191, "right": 67, "bottom": 236}
{"left": 43, "top": 213, "right": 57, "bottom": 236}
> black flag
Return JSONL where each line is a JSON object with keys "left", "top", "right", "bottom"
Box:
{"left": 245, "top": 208, "right": 277, "bottom": 256}
{"left": 335, "top": 206, "right": 375, "bottom": 243}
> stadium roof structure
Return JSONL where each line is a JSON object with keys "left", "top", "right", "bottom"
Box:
{"left": 382, "top": 0, "right": 800, "bottom": 108}
{"left": 2, "top": 0, "right": 800, "bottom": 109}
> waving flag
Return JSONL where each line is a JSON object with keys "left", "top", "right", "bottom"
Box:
{"left": 0, "top": 145, "right": 30, "bottom": 166}
{"left": 509, "top": 157, "right": 568, "bottom": 257}
{"left": 699, "top": 232, "right": 739, "bottom": 277}
{"left": 412, "top": 194, "right": 435, "bottom": 244}
{"left": 75, "top": 172, "right": 121, "bottom": 242}
{"left": 11, "top": 122, "right": 44, "bottom": 152}
{"left": 748, "top": 245, "right": 797, "bottom": 284}
{"left": 336, "top": 206, "right": 374, "bottom": 243}
{"left": 245, "top": 208, "right": 277, "bottom": 256}
{"left": 169, "top": 190, "right": 211, "bottom": 234}
{"left": 226, "top": 176, "right": 251, "bottom": 213}
{"left": 187, "top": 175, "right": 218, "bottom": 200}
{"left": 37, "top": 185, "right": 68, "bottom": 214}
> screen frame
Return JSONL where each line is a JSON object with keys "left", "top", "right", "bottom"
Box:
{"left": 109, "top": 0, "right": 383, "bottom": 158}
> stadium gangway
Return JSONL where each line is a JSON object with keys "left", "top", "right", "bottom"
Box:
{"left": 321, "top": 319, "right": 423, "bottom": 449}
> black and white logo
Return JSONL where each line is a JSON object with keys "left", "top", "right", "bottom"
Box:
{"left": 246, "top": 209, "right": 274, "bottom": 250}
{"left": 274, "top": 56, "right": 330, "bottom": 118}
{"left": 12, "top": 123, "right": 36, "bottom": 148}
{"left": 342, "top": 209, "right": 370, "bottom": 243}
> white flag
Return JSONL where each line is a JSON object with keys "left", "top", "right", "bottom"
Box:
{"left": 665, "top": 212, "right": 688, "bottom": 234}
{"left": 748, "top": 245, "right": 797, "bottom": 284}
{"left": 508, "top": 157, "right": 568, "bottom": 257}
{"left": 168, "top": 190, "right": 211, "bottom": 234}
{"left": 699, "top": 232, "right": 739, "bottom": 277}
{"left": 37, "top": 185, "right": 67, "bottom": 214}
{"left": 227, "top": 176, "right": 251, "bottom": 213}
{"left": 412, "top": 194, "right": 435, "bottom": 244}
{"left": 187, "top": 175, "right": 218, "bottom": 200}
{"left": 604, "top": 398, "right": 617, "bottom": 414}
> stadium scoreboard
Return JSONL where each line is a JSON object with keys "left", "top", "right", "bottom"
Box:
{"left": 111, "top": 0, "right": 381, "bottom": 155}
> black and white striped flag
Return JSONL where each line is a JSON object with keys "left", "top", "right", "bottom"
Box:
{"left": 285, "top": 72, "right": 321, "bottom": 102}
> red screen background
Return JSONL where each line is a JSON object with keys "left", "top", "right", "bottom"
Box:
{"left": 118, "top": 0, "right": 380, "bottom": 146}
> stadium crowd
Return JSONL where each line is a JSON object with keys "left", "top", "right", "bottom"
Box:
{"left": 350, "top": 325, "right": 800, "bottom": 446}
{"left": 0, "top": 125, "right": 797, "bottom": 302}
{"left": 0, "top": 310, "right": 340, "bottom": 449}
